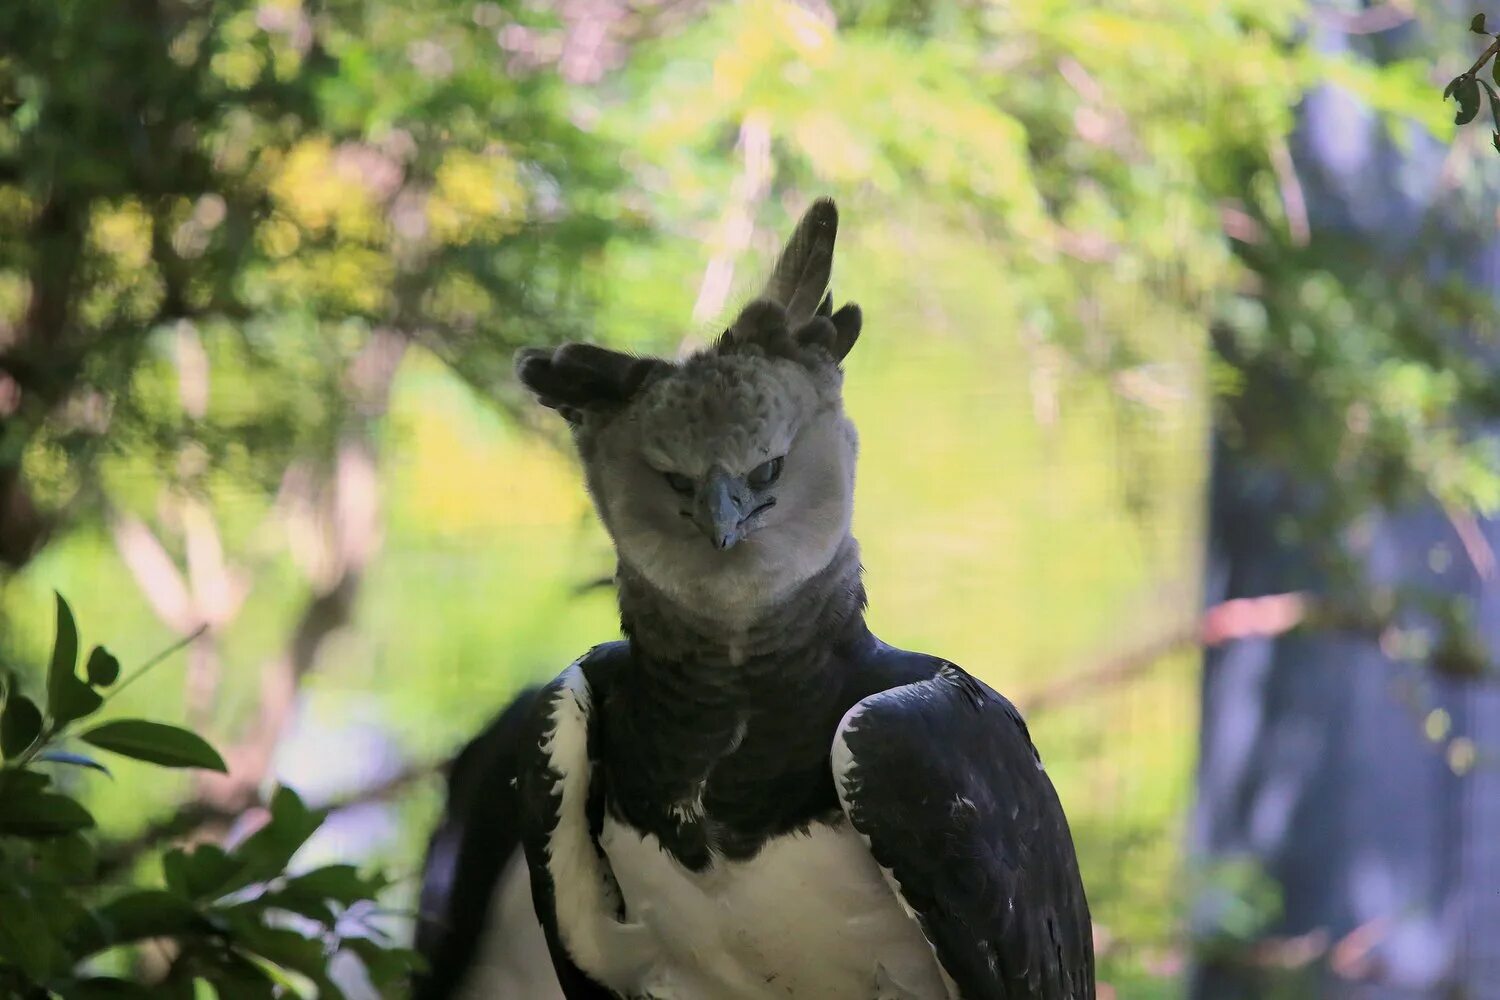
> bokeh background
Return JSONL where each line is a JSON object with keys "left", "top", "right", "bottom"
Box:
{"left": 3, "top": 0, "right": 1499, "bottom": 996}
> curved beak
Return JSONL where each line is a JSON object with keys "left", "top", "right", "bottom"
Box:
{"left": 695, "top": 467, "right": 750, "bottom": 551}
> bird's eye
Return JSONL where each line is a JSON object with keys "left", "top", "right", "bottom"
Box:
{"left": 748, "top": 456, "right": 784, "bottom": 489}
{"left": 663, "top": 471, "right": 695, "bottom": 495}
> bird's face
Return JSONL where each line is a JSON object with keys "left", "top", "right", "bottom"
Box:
{"left": 514, "top": 198, "right": 862, "bottom": 622}
{"left": 585, "top": 353, "right": 857, "bottom": 619}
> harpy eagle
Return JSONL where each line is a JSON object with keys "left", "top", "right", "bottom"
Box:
{"left": 414, "top": 199, "right": 1095, "bottom": 999}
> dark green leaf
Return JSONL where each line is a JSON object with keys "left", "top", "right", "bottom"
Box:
{"left": 197, "top": 957, "right": 280, "bottom": 1000}
{"left": 77, "top": 719, "right": 228, "bottom": 772}
{"left": 32, "top": 831, "right": 99, "bottom": 882}
{"left": 34, "top": 887, "right": 92, "bottom": 937}
{"left": 1455, "top": 75, "right": 1482, "bottom": 125}
{"left": 252, "top": 895, "right": 337, "bottom": 926}
{"left": 46, "top": 592, "right": 80, "bottom": 714}
{"left": 1479, "top": 77, "right": 1500, "bottom": 132}
{"left": 341, "top": 935, "right": 426, "bottom": 987}
{"left": 71, "top": 889, "right": 204, "bottom": 955}
{"left": 52, "top": 674, "right": 105, "bottom": 726}
{"left": 164, "top": 843, "right": 245, "bottom": 901}
{"left": 279, "top": 863, "right": 386, "bottom": 906}
{"left": 1, "top": 692, "right": 42, "bottom": 757}
{"left": 38, "top": 749, "right": 112, "bottom": 776}
{"left": 1492, "top": 130, "right": 1500, "bottom": 152}
{"left": 0, "top": 885, "right": 70, "bottom": 982}
{"left": 224, "top": 919, "right": 330, "bottom": 979}
{"left": 0, "top": 790, "right": 96, "bottom": 835}
{"left": 86, "top": 646, "right": 121, "bottom": 687}
{"left": 224, "top": 787, "right": 325, "bottom": 889}
{"left": 0, "top": 768, "right": 51, "bottom": 801}
{"left": 58, "top": 978, "right": 158, "bottom": 999}
{"left": 1472, "top": 12, "right": 1488, "bottom": 33}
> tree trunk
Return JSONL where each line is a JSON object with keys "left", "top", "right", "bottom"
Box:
{"left": 1189, "top": 9, "right": 1500, "bottom": 998}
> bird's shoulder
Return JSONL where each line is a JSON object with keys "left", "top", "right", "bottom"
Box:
{"left": 840, "top": 640, "right": 1040, "bottom": 759}
{"left": 830, "top": 648, "right": 1096, "bottom": 999}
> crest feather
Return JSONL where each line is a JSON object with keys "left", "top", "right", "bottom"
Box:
{"left": 719, "top": 198, "right": 861, "bottom": 365}
{"left": 764, "top": 197, "right": 838, "bottom": 327}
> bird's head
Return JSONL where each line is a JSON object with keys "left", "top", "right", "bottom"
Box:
{"left": 514, "top": 199, "right": 863, "bottom": 618}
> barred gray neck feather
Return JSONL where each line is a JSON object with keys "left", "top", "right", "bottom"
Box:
{"left": 615, "top": 534, "right": 865, "bottom": 669}
{"left": 600, "top": 535, "right": 868, "bottom": 869}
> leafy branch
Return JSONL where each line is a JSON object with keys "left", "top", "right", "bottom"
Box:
{"left": 0, "top": 594, "right": 422, "bottom": 997}
{"left": 1444, "top": 12, "right": 1500, "bottom": 151}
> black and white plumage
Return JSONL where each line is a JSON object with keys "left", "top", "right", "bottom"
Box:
{"left": 415, "top": 199, "right": 1094, "bottom": 999}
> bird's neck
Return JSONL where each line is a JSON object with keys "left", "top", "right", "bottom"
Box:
{"left": 614, "top": 533, "right": 867, "bottom": 671}
{"left": 604, "top": 535, "right": 870, "bottom": 864}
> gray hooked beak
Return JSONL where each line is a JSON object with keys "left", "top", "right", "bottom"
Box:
{"left": 695, "top": 467, "right": 751, "bottom": 551}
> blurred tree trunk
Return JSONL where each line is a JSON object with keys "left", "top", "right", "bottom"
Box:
{"left": 1190, "top": 8, "right": 1500, "bottom": 998}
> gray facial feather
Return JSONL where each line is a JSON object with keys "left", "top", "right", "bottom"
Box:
{"left": 513, "top": 199, "right": 863, "bottom": 624}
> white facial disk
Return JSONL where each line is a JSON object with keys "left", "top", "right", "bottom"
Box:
{"left": 583, "top": 352, "right": 857, "bottom": 623}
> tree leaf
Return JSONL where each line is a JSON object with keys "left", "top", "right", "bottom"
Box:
{"left": 57, "top": 978, "right": 158, "bottom": 999}
{"left": 279, "top": 863, "right": 387, "bottom": 906}
{"left": 0, "top": 790, "right": 96, "bottom": 836}
{"left": 1479, "top": 77, "right": 1500, "bottom": 132}
{"left": 1, "top": 692, "right": 43, "bottom": 758}
{"left": 71, "top": 889, "right": 204, "bottom": 954}
{"left": 0, "top": 767, "right": 51, "bottom": 801}
{"left": 1472, "top": 12, "right": 1488, "bottom": 33}
{"left": 340, "top": 935, "right": 426, "bottom": 988}
{"left": 223, "top": 786, "right": 325, "bottom": 889}
{"left": 0, "top": 885, "right": 70, "bottom": 982}
{"left": 1455, "top": 75, "right": 1482, "bottom": 125}
{"left": 86, "top": 646, "right": 121, "bottom": 687}
{"left": 46, "top": 592, "right": 80, "bottom": 714}
{"left": 77, "top": 719, "right": 228, "bottom": 772}
{"left": 1493, "top": 130, "right": 1500, "bottom": 152}
{"left": 164, "top": 843, "right": 245, "bottom": 901}
{"left": 52, "top": 674, "right": 105, "bottom": 726}
{"left": 38, "top": 748, "right": 113, "bottom": 776}
{"left": 32, "top": 830, "right": 99, "bottom": 882}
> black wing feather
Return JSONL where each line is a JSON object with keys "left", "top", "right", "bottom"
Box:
{"left": 413, "top": 685, "right": 542, "bottom": 1000}
{"left": 835, "top": 664, "right": 1095, "bottom": 999}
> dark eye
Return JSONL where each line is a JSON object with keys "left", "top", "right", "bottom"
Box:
{"left": 663, "top": 471, "right": 694, "bottom": 495}
{"left": 748, "top": 456, "right": 783, "bottom": 489}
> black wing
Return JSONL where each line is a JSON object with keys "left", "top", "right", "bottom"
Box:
{"left": 413, "top": 685, "right": 542, "bottom": 1000}
{"left": 832, "top": 663, "right": 1095, "bottom": 1000}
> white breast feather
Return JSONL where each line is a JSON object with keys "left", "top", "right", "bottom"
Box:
{"left": 540, "top": 663, "right": 651, "bottom": 989}
{"left": 598, "top": 816, "right": 951, "bottom": 999}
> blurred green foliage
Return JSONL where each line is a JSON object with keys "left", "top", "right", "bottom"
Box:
{"left": 1, "top": 0, "right": 1496, "bottom": 994}
{"left": 0, "top": 595, "right": 417, "bottom": 996}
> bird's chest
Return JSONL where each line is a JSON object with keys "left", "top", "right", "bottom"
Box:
{"left": 593, "top": 815, "right": 951, "bottom": 1000}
